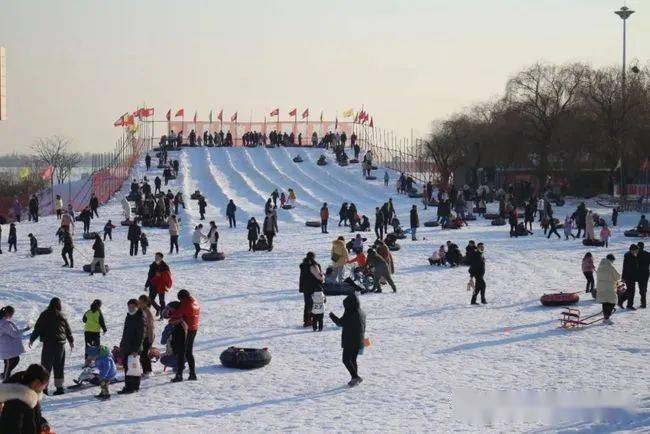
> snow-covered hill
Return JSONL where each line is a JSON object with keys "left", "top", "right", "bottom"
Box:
{"left": 1, "top": 147, "right": 649, "bottom": 433}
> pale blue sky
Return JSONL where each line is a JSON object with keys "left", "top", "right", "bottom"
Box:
{"left": 0, "top": 0, "right": 648, "bottom": 152}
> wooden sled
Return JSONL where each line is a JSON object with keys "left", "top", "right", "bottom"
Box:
{"left": 560, "top": 307, "right": 613, "bottom": 329}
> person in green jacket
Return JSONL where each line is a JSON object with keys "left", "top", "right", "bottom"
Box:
{"left": 82, "top": 299, "right": 107, "bottom": 362}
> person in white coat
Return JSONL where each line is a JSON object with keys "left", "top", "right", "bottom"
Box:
{"left": 596, "top": 254, "right": 620, "bottom": 324}
{"left": 122, "top": 197, "right": 132, "bottom": 221}
{"left": 192, "top": 224, "right": 207, "bottom": 259}
{"left": 54, "top": 195, "right": 64, "bottom": 220}
{"left": 585, "top": 211, "right": 596, "bottom": 241}
{"left": 0, "top": 306, "right": 29, "bottom": 380}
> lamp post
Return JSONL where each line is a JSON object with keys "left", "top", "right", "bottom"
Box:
{"left": 615, "top": 6, "right": 634, "bottom": 95}
{"left": 614, "top": 5, "right": 634, "bottom": 200}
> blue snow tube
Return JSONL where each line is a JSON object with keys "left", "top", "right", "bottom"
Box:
{"left": 220, "top": 347, "right": 272, "bottom": 370}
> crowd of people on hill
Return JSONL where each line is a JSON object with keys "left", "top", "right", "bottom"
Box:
{"left": 155, "top": 128, "right": 360, "bottom": 150}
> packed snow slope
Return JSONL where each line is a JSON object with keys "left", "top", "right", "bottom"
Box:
{"left": 1, "top": 146, "right": 649, "bottom": 433}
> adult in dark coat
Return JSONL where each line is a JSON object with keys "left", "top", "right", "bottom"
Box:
{"left": 410, "top": 205, "right": 419, "bottom": 241}
{"left": 28, "top": 298, "right": 74, "bottom": 395}
{"left": 347, "top": 203, "right": 358, "bottom": 232}
{"left": 198, "top": 196, "right": 207, "bottom": 220}
{"left": 61, "top": 228, "right": 74, "bottom": 268}
{"left": 0, "top": 364, "right": 50, "bottom": 434}
{"left": 226, "top": 199, "right": 237, "bottom": 228}
{"left": 374, "top": 207, "right": 384, "bottom": 240}
{"left": 638, "top": 242, "right": 650, "bottom": 308}
{"left": 620, "top": 244, "right": 640, "bottom": 310}
{"left": 145, "top": 153, "right": 151, "bottom": 170}
{"left": 247, "top": 217, "right": 260, "bottom": 251}
{"left": 574, "top": 203, "right": 587, "bottom": 238}
{"left": 78, "top": 208, "right": 92, "bottom": 234}
{"left": 154, "top": 176, "right": 162, "bottom": 195}
{"left": 118, "top": 299, "right": 145, "bottom": 394}
{"left": 299, "top": 252, "right": 323, "bottom": 327}
{"left": 338, "top": 202, "right": 349, "bottom": 227}
{"left": 329, "top": 295, "right": 366, "bottom": 387}
{"left": 263, "top": 210, "right": 278, "bottom": 251}
{"left": 28, "top": 195, "right": 39, "bottom": 222}
{"left": 89, "top": 194, "right": 99, "bottom": 218}
{"left": 469, "top": 243, "right": 487, "bottom": 305}
{"left": 128, "top": 220, "right": 142, "bottom": 256}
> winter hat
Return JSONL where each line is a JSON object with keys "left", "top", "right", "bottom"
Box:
{"left": 99, "top": 345, "right": 109, "bottom": 358}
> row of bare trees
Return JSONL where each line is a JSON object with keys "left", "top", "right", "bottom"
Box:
{"left": 426, "top": 62, "right": 650, "bottom": 191}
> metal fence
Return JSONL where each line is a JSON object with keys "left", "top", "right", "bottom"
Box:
{"left": 353, "top": 124, "right": 438, "bottom": 184}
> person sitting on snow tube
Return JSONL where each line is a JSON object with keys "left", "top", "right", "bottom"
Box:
{"left": 510, "top": 222, "right": 533, "bottom": 237}
{"left": 445, "top": 241, "right": 462, "bottom": 267}
{"left": 322, "top": 267, "right": 359, "bottom": 296}
{"left": 293, "top": 155, "right": 303, "bottom": 163}
{"left": 428, "top": 245, "right": 446, "bottom": 266}
{"left": 254, "top": 235, "right": 269, "bottom": 251}
{"left": 638, "top": 215, "right": 649, "bottom": 233}
{"left": 317, "top": 155, "right": 327, "bottom": 166}
{"left": 358, "top": 215, "right": 370, "bottom": 232}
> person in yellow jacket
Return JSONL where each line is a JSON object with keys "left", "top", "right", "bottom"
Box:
{"left": 596, "top": 254, "right": 620, "bottom": 325}
{"left": 82, "top": 299, "right": 107, "bottom": 363}
{"left": 331, "top": 236, "right": 349, "bottom": 282}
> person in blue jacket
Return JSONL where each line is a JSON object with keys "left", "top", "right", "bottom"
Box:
{"left": 95, "top": 345, "right": 116, "bottom": 400}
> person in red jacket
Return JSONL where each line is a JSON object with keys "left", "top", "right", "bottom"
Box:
{"left": 170, "top": 289, "right": 200, "bottom": 382}
{"left": 145, "top": 252, "right": 172, "bottom": 318}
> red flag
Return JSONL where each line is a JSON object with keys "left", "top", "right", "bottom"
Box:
{"left": 166, "top": 109, "right": 171, "bottom": 121}
{"left": 193, "top": 111, "right": 197, "bottom": 123}
{"left": 123, "top": 115, "right": 135, "bottom": 126}
{"left": 231, "top": 112, "right": 238, "bottom": 122}
{"left": 369, "top": 117, "right": 374, "bottom": 128}
{"left": 217, "top": 110, "right": 223, "bottom": 121}
{"left": 175, "top": 108, "right": 184, "bottom": 118}
{"left": 302, "top": 108, "right": 309, "bottom": 119}
{"left": 141, "top": 108, "right": 154, "bottom": 117}
{"left": 41, "top": 165, "right": 53, "bottom": 181}
{"left": 289, "top": 108, "right": 297, "bottom": 117}
{"left": 270, "top": 108, "right": 279, "bottom": 116}
{"left": 113, "top": 115, "right": 125, "bottom": 127}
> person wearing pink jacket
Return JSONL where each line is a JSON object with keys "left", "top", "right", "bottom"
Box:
{"left": 600, "top": 224, "right": 612, "bottom": 248}
{"left": 582, "top": 252, "right": 596, "bottom": 294}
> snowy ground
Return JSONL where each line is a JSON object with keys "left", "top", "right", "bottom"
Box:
{"left": 1, "top": 147, "right": 649, "bottom": 433}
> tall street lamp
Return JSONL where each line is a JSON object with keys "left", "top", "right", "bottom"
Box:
{"left": 614, "top": 5, "right": 634, "bottom": 199}
{"left": 614, "top": 6, "right": 634, "bottom": 95}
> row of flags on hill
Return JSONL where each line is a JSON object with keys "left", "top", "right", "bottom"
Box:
{"left": 114, "top": 107, "right": 373, "bottom": 127}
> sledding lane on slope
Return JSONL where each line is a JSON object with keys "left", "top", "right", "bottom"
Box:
{"left": 225, "top": 148, "right": 305, "bottom": 223}
{"left": 290, "top": 148, "right": 394, "bottom": 217}
{"left": 269, "top": 148, "right": 357, "bottom": 213}
{"left": 181, "top": 149, "right": 234, "bottom": 225}
{"left": 245, "top": 147, "right": 324, "bottom": 217}
{"left": 202, "top": 147, "right": 264, "bottom": 222}
{"left": 266, "top": 147, "right": 351, "bottom": 215}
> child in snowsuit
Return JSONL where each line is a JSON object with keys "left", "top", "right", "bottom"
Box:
{"left": 140, "top": 233, "right": 149, "bottom": 255}
{"left": 103, "top": 220, "right": 116, "bottom": 241}
{"left": 311, "top": 289, "right": 326, "bottom": 332}
{"left": 95, "top": 345, "right": 117, "bottom": 399}
{"left": 28, "top": 233, "right": 37, "bottom": 256}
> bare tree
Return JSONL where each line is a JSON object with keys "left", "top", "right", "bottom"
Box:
{"left": 425, "top": 118, "right": 472, "bottom": 187}
{"left": 505, "top": 63, "right": 588, "bottom": 182}
{"left": 31, "top": 135, "right": 80, "bottom": 184}
{"left": 56, "top": 151, "right": 82, "bottom": 184}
